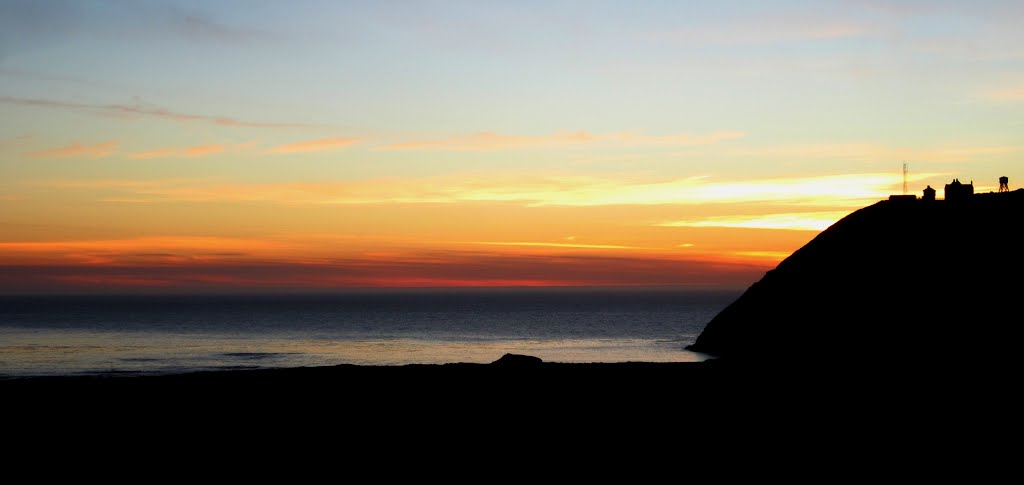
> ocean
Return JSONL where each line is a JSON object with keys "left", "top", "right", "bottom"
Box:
{"left": 0, "top": 287, "right": 738, "bottom": 377}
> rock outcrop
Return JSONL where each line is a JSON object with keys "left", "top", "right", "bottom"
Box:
{"left": 491, "top": 353, "right": 544, "bottom": 366}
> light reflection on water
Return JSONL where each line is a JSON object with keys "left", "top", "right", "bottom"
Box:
{"left": 0, "top": 328, "right": 707, "bottom": 376}
{"left": 0, "top": 289, "right": 732, "bottom": 376}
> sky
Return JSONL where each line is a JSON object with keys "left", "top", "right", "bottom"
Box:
{"left": 1, "top": 0, "right": 1022, "bottom": 292}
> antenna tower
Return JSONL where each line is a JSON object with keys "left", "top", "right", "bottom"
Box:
{"left": 903, "top": 163, "right": 908, "bottom": 195}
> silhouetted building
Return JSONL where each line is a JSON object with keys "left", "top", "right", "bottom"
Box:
{"left": 888, "top": 194, "right": 916, "bottom": 202}
{"left": 922, "top": 185, "right": 936, "bottom": 201}
{"left": 999, "top": 176, "right": 1009, "bottom": 193}
{"left": 944, "top": 178, "right": 973, "bottom": 202}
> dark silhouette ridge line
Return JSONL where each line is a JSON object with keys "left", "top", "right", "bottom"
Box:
{"left": 688, "top": 185, "right": 1023, "bottom": 368}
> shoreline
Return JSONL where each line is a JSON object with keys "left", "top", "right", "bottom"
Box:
{"left": 1, "top": 357, "right": 735, "bottom": 403}
{"left": 1, "top": 357, "right": 717, "bottom": 383}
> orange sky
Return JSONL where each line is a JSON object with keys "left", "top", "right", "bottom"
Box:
{"left": 0, "top": 198, "right": 818, "bottom": 291}
{"left": 1, "top": 167, "right": 916, "bottom": 292}
{"left": 3, "top": 1, "right": 1021, "bottom": 292}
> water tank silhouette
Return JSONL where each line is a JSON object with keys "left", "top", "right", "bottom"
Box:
{"left": 999, "top": 176, "right": 1009, "bottom": 193}
{"left": 922, "top": 185, "right": 936, "bottom": 201}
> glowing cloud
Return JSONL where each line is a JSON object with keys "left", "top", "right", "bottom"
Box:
{"left": 611, "top": 132, "right": 745, "bottom": 145}
{"left": 28, "top": 141, "right": 118, "bottom": 159}
{"left": 128, "top": 149, "right": 177, "bottom": 160}
{"left": 379, "top": 131, "right": 743, "bottom": 151}
{"left": 269, "top": 137, "right": 361, "bottom": 154}
{"left": 129, "top": 144, "right": 225, "bottom": 159}
{"left": 983, "top": 87, "right": 1024, "bottom": 102}
{"left": 733, "top": 143, "right": 1020, "bottom": 164}
{"left": 0, "top": 96, "right": 311, "bottom": 128}
{"left": 470, "top": 241, "right": 646, "bottom": 250}
{"left": 0, "top": 236, "right": 288, "bottom": 265}
{"left": 43, "top": 172, "right": 930, "bottom": 208}
{"left": 381, "top": 132, "right": 583, "bottom": 151}
{"left": 0, "top": 241, "right": 770, "bottom": 291}
{"left": 658, "top": 211, "right": 852, "bottom": 231}
{"left": 729, "top": 251, "right": 793, "bottom": 262}
{"left": 185, "top": 144, "right": 225, "bottom": 157}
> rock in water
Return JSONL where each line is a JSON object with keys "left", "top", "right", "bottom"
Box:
{"left": 688, "top": 189, "right": 1024, "bottom": 367}
{"left": 491, "top": 354, "right": 543, "bottom": 366}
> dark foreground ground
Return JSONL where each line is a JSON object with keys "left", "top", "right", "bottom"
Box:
{"left": 4, "top": 357, "right": 723, "bottom": 400}
{"left": 3, "top": 357, "right": 746, "bottom": 428}
{"left": 4, "top": 354, "right": 1021, "bottom": 463}
{"left": 4, "top": 354, "right": 1014, "bottom": 411}
{"left": 4, "top": 360, "right": 1015, "bottom": 476}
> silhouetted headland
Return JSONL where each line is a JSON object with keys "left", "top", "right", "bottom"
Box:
{"left": 689, "top": 186, "right": 1024, "bottom": 370}
{"left": 6, "top": 186, "right": 1022, "bottom": 408}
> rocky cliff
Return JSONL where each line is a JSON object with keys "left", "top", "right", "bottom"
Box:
{"left": 688, "top": 190, "right": 1023, "bottom": 365}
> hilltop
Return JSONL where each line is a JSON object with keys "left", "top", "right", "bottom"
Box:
{"left": 688, "top": 189, "right": 1024, "bottom": 367}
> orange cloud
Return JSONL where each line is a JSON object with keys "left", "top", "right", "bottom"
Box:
{"left": 129, "top": 149, "right": 178, "bottom": 160}
{"left": 28, "top": 141, "right": 118, "bottom": 159}
{"left": 0, "top": 236, "right": 281, "bottom": 253}
{"left": 378, "top": 130, "right": 743, "bottom": 151}
{"left": 129, "top": 144, "right": 225, "bottom": 159}
{"left": 43, "top": 172, "right": 934, "bottom": 208}
{"left": 0, "top": 247, "right": 770, "bottom": 292}
{"left": 470, "top": 241, "right": 648, "bottom": 250}
{"left": 0, "top": 236, "right": 288, "bottom": 265}
{"left": 269, "top": 137, "right": 360, "bottom": 154}
{"left": 381, "top": 132, "right": 583, "bottom": 151}
{"left": 727, "top": 251, "right": 793, "bottom": 264}
{"left": 609, "top": 131, "right": 745, "bottom": 145}
{"left": 658, "top": 211, "right": 853, "bottom": 231}
{"left": 982, "top": 87, "right": 1024, "bottom": 102}
{"left": 184, "top": 144, "right": 225, "bottom": 157}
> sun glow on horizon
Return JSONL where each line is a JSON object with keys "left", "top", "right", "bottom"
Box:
{"left": 658, "top": 211, "right": 851, "bottom": 231}
{"left": 26, "top": 172, "right": 935, "bottom": 207}
{"left": 1, "top": 0, "right": 1020, "bottom": 292}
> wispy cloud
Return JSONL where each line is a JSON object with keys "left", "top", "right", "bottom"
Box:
{"left": 41, "top": 172, "right": 929, "bottom": 208}
{"left": 732, "top": 143, "right": 1021, "bottom": 163}
{"left": 150, "top": 4, "right": 271, "bottom": 43}
{"left": 981, "top": 87, "right": 1024, "bottom": 102}
{"left": 129, "top": 144, "right": 226, "bottom": 159}
{"left": 185, "top": 144, "right": 225, "bottom": 157}
{"left": 611, "top": 132, "right": 745, "bottom": 146}
{"left": 381, "top": 132, "right": 589, "bottom": 151}
{"left": 0, "top": 240, "right": 767, "bottom": 291}
{"left": 378, "top": 131, "right": 743, "bottom": 151}
{"left": 657, "top": 211, "right": 853, "bottom": 232}
{"left": 649, "top": 13, "right": 869, "bottom": 46}
{"left": 127, "top": 149, "right": 173, "bottom": 160}
{"left": 28, "top": 140, "right": 118, "bottom": 159}
{"left": 0, "top": 96, "right": 311, "bottom": 128}
{"left": 40, "top": 178, "right": 191, "bottom": 189}
{"left": 729, "top": 250, "right": 794, "bottom": 262}
{"left": 469, "top": 241, "right": 647, "bottom": 250}
{"left": 269, "top": 137, "right": 361, "bottom": 154}
{"left": 0, "top": 236, "right": 281, "bottom": 253}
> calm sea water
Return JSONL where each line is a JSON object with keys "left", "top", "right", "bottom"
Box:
{"left": 0, "top": 288, "right": 738, "bottom": 377}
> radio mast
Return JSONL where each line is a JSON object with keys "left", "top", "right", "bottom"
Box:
{"left": 903, "top": 163, "right": 908, "bottom": 195}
